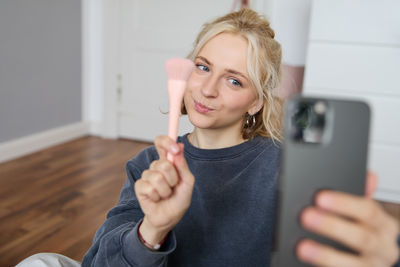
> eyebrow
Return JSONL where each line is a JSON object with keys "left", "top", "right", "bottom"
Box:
{"left": 195, "top": 56, "right": 249, "bottom": 82}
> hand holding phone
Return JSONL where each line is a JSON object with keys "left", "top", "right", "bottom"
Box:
{"left": 274, "top": 96, "right": 370, "bottom": 266}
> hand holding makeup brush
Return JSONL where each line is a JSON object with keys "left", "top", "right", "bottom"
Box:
{"left": 134, "top": 135, "right": 195, "bottom": 249}
{"left": 133, "top": 59, "right": 195, "bottom": 249}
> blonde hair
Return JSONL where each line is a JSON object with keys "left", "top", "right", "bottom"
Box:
{"left": 182, "top": 8, "right": 283, "bottom": 142}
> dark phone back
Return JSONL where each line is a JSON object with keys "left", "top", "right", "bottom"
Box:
{"left": 274, "top": 96, "right": 370, "bottom": 266}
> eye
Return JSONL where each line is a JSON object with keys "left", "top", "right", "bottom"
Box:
{"left": 228, "top": 78, "right": 242, "bottom": 87}
{"left": 196, "top": 64, "right": 209, "bottom": 72}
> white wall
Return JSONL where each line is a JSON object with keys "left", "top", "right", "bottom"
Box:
{"left": 303, "top": 0, "right": 400, "bottom": 203}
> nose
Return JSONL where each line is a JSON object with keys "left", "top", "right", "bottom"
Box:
{"left": 201, "top": 73, "right": 219, "bottom": 98}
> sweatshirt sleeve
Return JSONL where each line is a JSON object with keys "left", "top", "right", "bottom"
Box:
{"left": 81, "top": 149, "right": 176, "bottom": 267}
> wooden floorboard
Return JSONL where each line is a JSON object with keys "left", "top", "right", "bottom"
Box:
{"left": 0, "top": 136, "right": 398, "bottom": 266}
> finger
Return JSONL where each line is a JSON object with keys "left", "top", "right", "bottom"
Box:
{"left": 146, "top": 171, "right": 173, "bottom": 199}
{"left": 296, "top": 239, "right": 367, "bottom": 267}
{"left": 151, "top": 160, "right": 179, "bottom": 187}
{"left": 315, "top": 190, "right": 387, "bottom": 229}
{"left": 300, "top": 207, "right": 378, "bottom": 255}
{"left": 154, "top": 135, "right": 180, "bottom": 160}
{"left": 135, "top": 179, "right": 161, "bottom": 202}
{"left": 173, "top": 143, "right": 194, "bottom": 186}
{"left": 365, "top": 171, "right": 378, "bottom": 198}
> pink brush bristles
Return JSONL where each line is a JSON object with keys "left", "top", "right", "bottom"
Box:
{"left": 165, "top": 58, "right": 195, "bottom": 162}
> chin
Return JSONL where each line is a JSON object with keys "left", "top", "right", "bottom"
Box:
{"left": 187, "top": 110, "right": 216, "bottom": 129}
{"left": 188, "top": 116, "right": 212, "bottom": 129}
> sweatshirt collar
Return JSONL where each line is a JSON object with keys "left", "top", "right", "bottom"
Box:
{"left": 178, "top": 133, "right": 267, "bottom": 160}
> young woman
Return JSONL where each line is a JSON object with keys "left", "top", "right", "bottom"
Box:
{"left": 80, "top": 9, "right": 400, "bottom": 267}
{"left": 17, "top": 8, "right": 399, "bottom": 267}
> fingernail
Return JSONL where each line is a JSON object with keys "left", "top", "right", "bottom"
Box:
{"left": 317, "top": 192, "right": 334, "bottom": 208}
{"left": 170, "top": 144, "right": 179, "bottom": 154}
{"left": 300, "top": 241, "right": 319, "bottom": 261}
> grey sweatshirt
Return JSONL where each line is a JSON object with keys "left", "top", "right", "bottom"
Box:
{"left": 82, "top": 134, "right": 400, "bottom": 266}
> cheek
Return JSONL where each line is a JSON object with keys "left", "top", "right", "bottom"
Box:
{"left": 184, "top": 75, "right": 204, "bottom": 102}
{"left": 187, "top": 72, "right": 204, "bottom": 89}
{"left": 223, "top": 92, "right": 256, "bottom": 111}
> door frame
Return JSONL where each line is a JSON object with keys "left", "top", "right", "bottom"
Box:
{"left": 82, "top": 0, "right": 121, "bottom": 139}
{"left": 101, "top": 0, "right": 122, "bottom": 138}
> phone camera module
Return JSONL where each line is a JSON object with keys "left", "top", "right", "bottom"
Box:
{"left": 290, "top": 100, "right": 328, "bottom": 144}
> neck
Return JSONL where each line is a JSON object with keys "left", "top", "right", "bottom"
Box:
{"left": 188, "top": 127, "right": 246, "bottom": 149}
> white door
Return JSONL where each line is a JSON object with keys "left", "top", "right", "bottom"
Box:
{"left": 118, "top": 0, "right": 234, "bottom": 142}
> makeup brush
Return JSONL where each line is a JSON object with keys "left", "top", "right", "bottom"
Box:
{"left": 165, "top": 58, "right": 195, "bottom": 162}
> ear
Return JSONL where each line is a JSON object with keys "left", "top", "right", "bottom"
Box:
{"left": 248, "top": 97, "right": 264, "bottom": 115}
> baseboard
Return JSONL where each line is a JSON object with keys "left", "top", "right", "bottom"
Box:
{"left": 0, "top": 121, "right": 90, "bottom": 164}
{"left": 374, "top": 189, "right": 400, "bottom": 204}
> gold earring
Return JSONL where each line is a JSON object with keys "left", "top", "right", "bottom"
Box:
{"left": 245, "top": 113, "right": 256, "bottom": 128}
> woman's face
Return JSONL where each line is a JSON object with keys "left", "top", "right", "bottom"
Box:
{"left": 184, "top": 33, "right": 259, "bottom": 132}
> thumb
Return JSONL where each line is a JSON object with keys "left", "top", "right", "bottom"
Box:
{"left": 173, "top": 143, "right": 194, "bottom": 185}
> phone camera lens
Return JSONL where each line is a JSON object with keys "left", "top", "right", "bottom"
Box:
{"left": 290, "top": 100, "right": 328, "bottom": 144}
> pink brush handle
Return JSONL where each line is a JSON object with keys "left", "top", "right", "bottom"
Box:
{"left": 167, "top": 80, "right": 187, "bottom": 162}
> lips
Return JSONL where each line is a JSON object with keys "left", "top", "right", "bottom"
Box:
{"left": 194, "top": 100, "right": 214, "bottom": 114}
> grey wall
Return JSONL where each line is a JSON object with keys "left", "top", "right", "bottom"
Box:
{"left": 0, "top": 0, "right": 82, "bottom": 143}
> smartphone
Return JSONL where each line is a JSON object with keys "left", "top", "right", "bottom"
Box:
{"left": 273, "top": 95, "right": 371, "bottom": 266}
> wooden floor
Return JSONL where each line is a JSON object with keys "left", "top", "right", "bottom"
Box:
{"left": 0, "top": 136, "right": 151, "bottom": 266}
{"left": 0, "top": 136, "right": 399, "bottom": 266}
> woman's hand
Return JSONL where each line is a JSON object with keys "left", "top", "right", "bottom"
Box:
{"left": 297, "top": 172, "right": 400, "bottom": 267}
{"left": 134, "top": 135, "right": 195, "bottom": 246}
